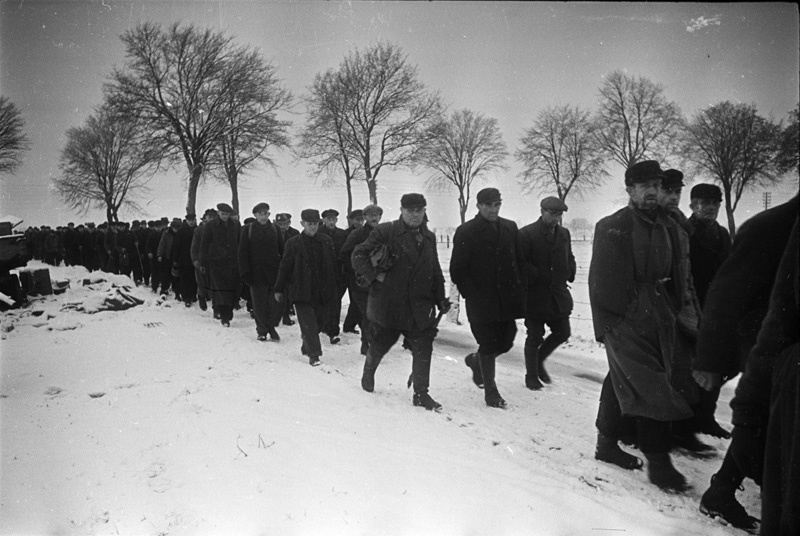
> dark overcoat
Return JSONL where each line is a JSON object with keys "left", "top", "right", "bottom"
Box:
{"left": 695, "top": 196, "right": 799, "bottom": 377}
{"left": 274, "top": 232, "right": 337, "bottom": 304}
{"left": 352, "top": 219, "right": 446, "bottom": 331}
{"left": 171, "top": 224, "right": 195, "bottom": 269}
{"left": 340, "top": 223, "right": 374, "bottom": 295}
{"left": 238, "top": 221, "right": 282, "bottom": 287}
{"left": 449, "top": 214, "right": 526, "bottom": 323}
{"left": 687, "top": 214, "right": 731, "bottom": 306}
{"left": 200, "top": 217, "right": 241, "bottom": 302}
{"left": 519, "top": 218, "right": 576, "bottom": 319}
{"left": 730, "top": 217, "right": 799, "bottom": 535}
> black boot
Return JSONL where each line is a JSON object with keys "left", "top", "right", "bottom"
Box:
{"left": 538, "top": 355, "right": 552, "bottom": 384}
{"left": 479, "top": 353, "right": 506, "bottom": 408}
{"left": 699, "top": 474, "right": 759, "bottom": 532}
{"left": 411, "top": 353, "right": 441, "bottom": 411}
{"left": 595, "top": 432, "right": 643, "bottom": 470}
{"left": 524, "top": 345, "right": 544, "bottom": 391}
{"left": 465, "top": 352, "right": 484, "bottom": 388}
{"left": 644, "top": 451, "right": 690, "bottom": 493}
{"left": 361, "top": 350, "right": 383, "bottom": 393}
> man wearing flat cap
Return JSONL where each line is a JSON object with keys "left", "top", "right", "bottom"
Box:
{"left": 274, "top": 213, "right": 300, "bottom": 325}
{"left": 589, "top": 160, "right": 696, "bottom": 493}
{"left": 352, "top": 193, "right": 449, "bottom": 410}
{"left": 341, "top": 208, "right": 367, "bottom": 334}
{"left": 274, "top": 209, "right": 338, "bottom": 366}
{"left": 340, "top": 204, "right": 384, "bottom": 355}
{"left": 451, "top": 187, "right": 527, "bottom": 409}
{"left": 319, "top": 208, "right": 349, "bottom": 343}
{"left": 171, "top": 213, "right": 199, "bottom": 307}
{"left": 200, "top": 202, "right": 241, "bottom": 326}
{"left": 518, "top": 196, "right": 576, "bottom": 390}
{"left": 239, "top": 202, "right": 282, "bottom": 342}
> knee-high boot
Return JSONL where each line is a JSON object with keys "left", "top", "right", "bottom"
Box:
{"left": 411, "top": 352, "right": 441, "bottom": 410}
{"left": 361, "top": 348, "right": 383, "bottom": 393}
{"left": 637, "top": 417, "right": 689, "bottom": 493}
{"left": 524, "top": 344, "right": 544, "bottom": 390}
{"left": 479, "top": 353, "right": 506, "bottom": 408}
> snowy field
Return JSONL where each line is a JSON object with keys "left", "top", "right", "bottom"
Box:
{"left": 0, "top": 242, "right": 759, "bottom": 536}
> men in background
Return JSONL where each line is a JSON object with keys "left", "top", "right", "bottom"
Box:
{"left": 239, "top": 202, "right": 282, "bottom": 342}
{"left": 340, "top": 204, "right": 383, "bottom": 355}
{"left": 172, "top": 213, "right": 198, "bottom": 307}
{"left": 146, "top": 219, "right": 165, "bottom": 293}
{"left": 352, "top": 193, "right": 448, "bottom": 411}
{"left": 275, "top": 212, "right": 299, "bottom": 326}
{"left": 694, "top": 194, "right": 798, "bottom": 530}
{"left": 192, "top": 209, "right": 216, "bottom": 312}
{"left": 200, "top": 203, "right": 241, "bottom": 327}
{"left": 451, "top": 187, "right": 526, "bottom": 409}
{"left": 274, "top": 209, "right": 338, "bottom": 366}
{"left": 686, "top": 183, "right": 732, "bottom": 439}
{"left": 590, "top": 160, "right": 695, "bottom": 493}
{"left": 157, "top": 218, "right": 181, "bottom": 300}
{"left": 342, "top": 208, "right": 365, "bottom": 334}
{"left": 519, "top": 196, "right": 575, "bottom": 390}
{"left": 319, "top": 208, "right": 348, "bottom": 344}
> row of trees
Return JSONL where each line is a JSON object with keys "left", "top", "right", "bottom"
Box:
{"left": 2, "top": 22, "right": 797, "bottom": 234}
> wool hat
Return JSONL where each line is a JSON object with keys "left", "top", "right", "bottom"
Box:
{"left": 252, "top": 202, "right": 270, "bottom": 215}
{"left": 185, "top": 213, "right": 196, "bottom": 220}
{"left": 476, "top": 187, "right": 502, "bottom": 204}
{"left": 662, "top": 169, "right": 685, "bottom": 189}
{"left": 203, "top": 208, "right": 217, "bottom": 218}
{"left": 275, "top": 213, "right": 291, "bottom": 223}
{"left": 348, "top": 209, "right": 364, "bottom": 219}
{"left": 216, "top": 203, "right": 234, "bottom": 214}
{"left": 170, "top": 218, "right": 182, "bottom": 229}
{"left": 625, "top": 160, "right": 666, "bottom": 186}
{"left": 321, "top": 209, "right": 339, "bottom": 218}
{"left": 363, "top": 204, "right": 383, "bottom": 216}
{"left": 400, "top": 193, "right": 427, "bottom": 209}
{"left": 301, "top": 209, "right": 322, "bottom": 223}
{"left": 691, "top": 183, "right": 723, "bottom": 202}
{"left": 541, "top": 196, "right": 568, "bottom": 212}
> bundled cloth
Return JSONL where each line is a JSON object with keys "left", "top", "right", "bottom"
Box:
{"left": 62, "top": 285, "right": 145, "bottom": 314}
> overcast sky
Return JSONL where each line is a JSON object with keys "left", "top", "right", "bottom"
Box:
{"left": 1, "top": 1, "right": 798, "bottom": 230}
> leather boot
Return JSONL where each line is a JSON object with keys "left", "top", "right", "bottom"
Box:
{"left": 524, "top": 345, "right": 543, "bottom": 390}
{"left": 595, "top": 432, "right": 643, "bottom": 470}
{"left": 644, "top": 451, "right": 690, "bottom": 493}
{"left": 361, "top": 350, "right": 383, "bottom": 393}
{"left": 479, "top": 353, "right": 506, "bottom": 408}
{"left": 411, "top": 351, "right": 441, "bottom": 411}
{"left": 465, "top": 352, "right": 484, "bottom": 388}
{"left": 700, "top": 473, "right": 759, "bottom": 531}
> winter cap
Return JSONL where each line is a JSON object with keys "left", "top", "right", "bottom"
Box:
{"left": 348, "top": 209, "right": 364, "bottom": 219}
{"left": 400, "top": 193, "right": 427, "bottom": 209}
{"left": 170, "top": 218, "right": 182, "bottom": 229}
{"left": 185, "top": 213, "right": 197, "bottom": 220}
{"left": 363, "top": 204, "right": 383, "bottom": 216}
{"left": 275, "top": 213, "right": 292, "bottom": 223}
{"left": 243, "top": 217, "right": 256, "bottom": 225}
{"left": 216, "top": 203, "right": 234, "bottom": 214}
{"left": 476, "top": 187, "right": 502, "bottom": 204}
{"left": 662, "top": 169, "right": 685, "bottom": 189}
{"left": 252, "top": 202, "right": 270, "bottom": 215}
{"left": 691, "top": 183, "right": 723, "bottom": 202}
{"left": 541, "top": 196, "right": 568, "bottom": 212}
{"left": 625, "top": 160, "right": 666, "bottom": 186}
{"left": 321, "top": 209, "right": 339, "bottom": 218}
{"left": 301, "top": 209, "right": 322, "bottom": 223}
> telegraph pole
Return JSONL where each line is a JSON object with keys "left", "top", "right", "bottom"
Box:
{"left": 763, "top": 191, "right": 772, "bottom": 210}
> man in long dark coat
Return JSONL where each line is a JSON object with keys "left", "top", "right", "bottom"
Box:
{"left": 519, "top": 196, "right": 576, "bottom": 390}
{"left": 191, "top": 210, "right": 215, "bottom": 312}
{"left": 319, "top": 208, "right": 349, "bottom": 344}
{"left": 275, "top": 213, "right": 300, "bottom": 326}
{"left": 274, "top": 209, "right": 338, "bottom": 366}
{"left": 694, "top": 194, "right": 798, "bottom": 531}
{"left": 729, "top": 217, "right": 799, "bottom": 536}
{"left": 200, "top": 203, "right": 241, "bottom": 327}
{"left": 352, "top": 193, "right": 449, "bottom": 411}
{"left": 239, "top": 202, "right": 282, "bottom": 342}
{"left": 590, "top": 160, "right": 695, "bottom": 493}
{"left": 340, "top": 204, "right": 383, "bottom": 356}
{"left": 450, "top": 187, "right": 526, "bottom": 409}
{"left": 171, "top": 214, "right": 198, "bottom": 307}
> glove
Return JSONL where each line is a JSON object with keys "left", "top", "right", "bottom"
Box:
{"left": 240, "top": 272, "right": 252, "bottom": 285}
{"left": 729, "top": 426, "right": 765, "bottom": 485}
{"left": 439, "top": 299, "right": 452, "bottom": 314}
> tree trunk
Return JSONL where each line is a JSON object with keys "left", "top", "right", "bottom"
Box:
{"left": 725, "top": 201, "right": 737, "bottom": 237}
{"left": 367, "top": 179, "right": 378, "bottom": 205}
{"left": 345, "top": 175, "right": 353, "bottom": 214}
{"left": 229, "top": 170, "right": 240, "bottom": 216}
{"left": 186, "top": 164, "right": 203, "bottom": 217}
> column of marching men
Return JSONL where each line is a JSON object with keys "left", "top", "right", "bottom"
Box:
{"left": 21, "top": 172, "right": 798, "bottom": 534}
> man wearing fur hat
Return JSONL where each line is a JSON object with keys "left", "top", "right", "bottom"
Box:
{"left": 352, "top": 194, "right": 449, "bottom": 411}
{"left": 590, "top": 160, "right": 696, "bottom": 494}
{"left": 518, "top": 196, "right": 576, "bottom": 390}
{"left": 451, "top": 187, "right": 527, "bottom": 409}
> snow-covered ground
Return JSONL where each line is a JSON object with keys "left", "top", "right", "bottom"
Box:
{"left": 0, "top": 243, "right": 759, "bottom": 535}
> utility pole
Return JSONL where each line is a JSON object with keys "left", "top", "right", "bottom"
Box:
{"left": 763, "top": 191, "right": 772, "bottom": 210}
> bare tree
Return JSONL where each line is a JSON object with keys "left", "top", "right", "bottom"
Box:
{"left": 333, "top": 42, "right": 444, "bottom": 204}
{"left": 0, "top": 96, "right": 30, "bottom": 175}
{"left": 55, "top": 105, "right": 158, "bottom": 223}
{"left": 680, "top": 101, "right": 782, "bottom": 235}
{"left": 594, "top": 70, "right": 684, "bottom": 168}
{"left": 296, "top": 70, "right": 363, "bottom": 214}
{"left": 106, "top": 22, "right": 280, "bottom": 215}
{"left": 775, "top": 105, "right": 799, "bottom": 180}
{"left": 207, "top": 52, "right": 293, "bottom": 214}
{"left": 415, "top": 109, "right": 507, "bottom": 224}
{"left": 516, "top": 105, "right": 607, "bottom": 201}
